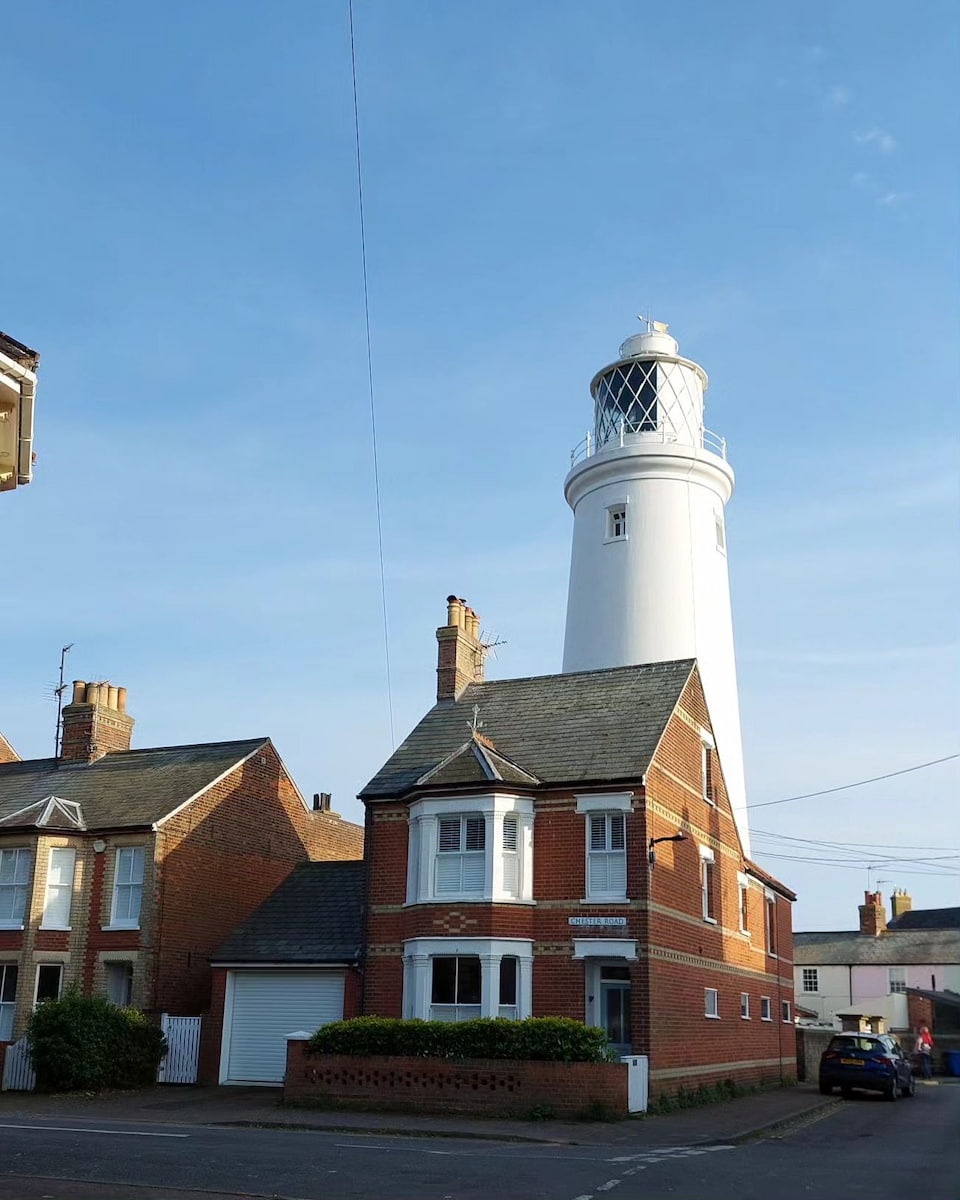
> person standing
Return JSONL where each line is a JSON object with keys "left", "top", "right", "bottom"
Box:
{"left": 915, "top": 1025, "right": 935, "bottom": 1079}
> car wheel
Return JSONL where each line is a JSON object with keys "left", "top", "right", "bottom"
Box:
{"left": 884, "top": 1080, "right": 898, "bottom": 1102}
{"left": 901, "top": 1076, "right": 916, "bottom": 1098}
{"left": 819, "top": 1082, "right": 832, "bottom": 1095}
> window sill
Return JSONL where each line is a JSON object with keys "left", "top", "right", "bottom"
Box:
{"left": 38, "top": 925, "right": 72, "bottom": 932}
{"left": 705, "top": 1013, "right": 721, "bottom": 1020}
{"left": 761, "top": 1017, "right": 773, "bottom": 1022}
{"left": 703, "top": 916, "right": 718, "bottom": 925}
{"left": 0, "top": 923, "right": 24, "bottom": 931}
{"left": 702, "top": 796, "right": 715, "bottom": 807}
{"left": 741, "top": 1016, "right": 751, "bottom": 1021}
{"left": 404, "top": 898, "right": 536, "bottom": 907}
{"left": 602, "top": 535, "right": 628, "bottom": 545}
{"left": 582, "top": 896, "right": 629, "bottom": 905}
{"left": 101, "top": 924, "right": 140, "bottom": 932}
{"left": 737, "top": 928, "right": 750, "bottom": 938}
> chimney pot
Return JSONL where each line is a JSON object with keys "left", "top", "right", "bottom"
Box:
{"left": 60, "top": 679, "right": 135, "bottom": 762}
{"left": 858, "top": 890, "right": 887, "bottom": 937}
{"left": 436, "top": 596, "right": 487, "bottom": 700}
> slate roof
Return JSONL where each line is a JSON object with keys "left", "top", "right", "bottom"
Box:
{"left": 416, "top": 738, "right": 540, "bottom": 788}
{"left": 793, "top": 928, "right": 960, "bottom": 966}
{"left": 0, "top": 739, "right": 268, "bottom": 830}
{"left": 361, "top": 660, "right": 696, "bottom": 799}
{"left": 211, "top": 861, "right": 365, "bottom": 964}
{"left": 905, "top": 987, "right": 960, "bottom": 1008}
{"left": 888, "top": 907, "right": 960, "bottom": 931}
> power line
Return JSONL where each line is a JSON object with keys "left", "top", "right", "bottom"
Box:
{"left": 754, "top": 852, "right": 960, "bottom": 877}
{"left": 746, "top": 754, "right": 959, "bottom": 810}
{"left": 751, "top": 828, "right": 960, "bottom": 854}
{"left": 348, "top": 0, "right": 395, "bottom": 748}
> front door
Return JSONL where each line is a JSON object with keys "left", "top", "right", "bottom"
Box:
{"left": 599, "top": 965, "right": 632, "bottom": 1055}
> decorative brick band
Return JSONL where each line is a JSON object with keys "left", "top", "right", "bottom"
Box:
{"left": 284, "top": 1042, "right": 628, "bottom": 1119}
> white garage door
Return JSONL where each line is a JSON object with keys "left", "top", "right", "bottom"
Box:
{"left": 223, "top": 970, "right": 345, "bottom": 1084}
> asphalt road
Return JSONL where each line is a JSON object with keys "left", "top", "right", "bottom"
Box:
{"left": 0, "top": 1085, "right": 957, "bottom": 1200}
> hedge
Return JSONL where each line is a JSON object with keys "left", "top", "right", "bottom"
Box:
{"left": 306, "top": 1017, "right": 612, "bottom": 1062}
{"left": 27, "top": 987, "right": 166, "bottom": 1092}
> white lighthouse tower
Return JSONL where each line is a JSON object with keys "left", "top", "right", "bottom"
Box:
{"left": 561, "top": 320, "right": 750, "bottom": 854}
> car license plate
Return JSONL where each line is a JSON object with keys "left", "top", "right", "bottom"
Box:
{"left": 840, "top": 1058, "right": 860, "bottom": 1065}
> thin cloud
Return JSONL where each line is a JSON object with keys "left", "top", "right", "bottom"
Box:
{"left": 855, "top": 128, "right": 897, "bottom": 153}
{"left": 851, "top": 171, "right": 870, "bottom": 188}
{"left": 878, "top": 191, "right": 907, "bottom": 208}
{"left": 826, "top": 84, "right": 852, "bottom": 107}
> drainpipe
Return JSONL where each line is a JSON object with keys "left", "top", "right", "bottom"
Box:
{"left": 848, "top": 964, "right": 853, "bottom": 1006}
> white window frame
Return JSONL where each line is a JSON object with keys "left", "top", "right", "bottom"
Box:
{"left": 402, "top": 936, "right": 534, "bottom": 1022}
{"left": 737, "top": 873, "right": 750, "bottom": 935}
{"left": 0, "top": 848, "right": 32, "bottom": 930}
{"left": 34, "top": 963, "right": 63, "bottom": 1006}
{"left": 604, "top": 502, "right": 628, "bottom": 543}
{"left": 888, "top": 966, "right": 907, "bottom": 995}
{"left": 406, "top": 796, "right": 534, "bottom": 906}
{"left": 586, "top": 812, "right": 628, "bottom": 901}
{"left": 699, "top": 844, "right": 717, "bottom": 923}
{"left": 740, "top": 992, "right": 750, "bottom": 1019}
{"left": 715, "top": 512, "right": 726, "bottom": 553}
{"left": 435, "top": 814, "right": 486, "bottom": 897}
{"left": 40, "top": 847, "right": 77, "bottom": 931}
{"left": 782, "top": 1000, "right": 791, "bottom": 1023}
{"left": 109, "top": 846, "right": 145, "bottom": 930}
{"left": 760, "top": 996, "right": 772, "bottom": 1021}
{"left": 0, "top": 962, "right": 18, "bottom": 1039}
{"left": 699, "top": 727, "right": 716, "bottom": 804}
{"left": 765, "top": 890, "right": 777, "bottom": 955}
{"left": 704, "top": 987, "right": 719, "bottom": 1019}
{"left": 801, "top": 967, "right": 819, "bottom": 993}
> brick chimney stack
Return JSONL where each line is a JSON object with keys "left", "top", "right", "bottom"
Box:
{"left": 858, "top": 890, "right": 887, "bottom": 937}
{"left": 60, "top": 681, "right": 134, "bottom": 763}
{"left": 436, "top": 596, "right": 486, "bottom": 701}
{"left": 890, "top": 889, "right": 913, "bottom": 921}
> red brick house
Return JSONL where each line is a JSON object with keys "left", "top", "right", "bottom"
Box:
{"left": 358, "top": 598, "right": 795, "bottom": 1098}
{"left": 0, "top": 681, "right": 362, "bottom": 1048}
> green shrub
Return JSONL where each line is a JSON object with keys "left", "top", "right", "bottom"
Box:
{"left": 27, "top": 987, "right": 166, "bottom": 1092}
{"left": 307, "top": 1016, "right": 610, "bottom": 1063}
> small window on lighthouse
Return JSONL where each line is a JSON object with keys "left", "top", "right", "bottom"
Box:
{"left": 715, "top": 515, "right": 726, "bottom": 553}
{"left": 606, "top": 507, "right": 627, "bottom": 541}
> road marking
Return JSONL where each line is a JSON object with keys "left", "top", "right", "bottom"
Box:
{"left": 0, "top": 1123, "right": 189, "bottom": 1138}
{"left": 333, "top": 1142, "right": 607, "bottom": 1162}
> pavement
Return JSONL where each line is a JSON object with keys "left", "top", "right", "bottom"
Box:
{"left": 0, "top": 1078, "right": 845, "bottom": 1147}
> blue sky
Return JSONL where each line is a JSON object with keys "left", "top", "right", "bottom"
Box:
{"left": 4, "top": 0, "right": 958, "bottom": 929}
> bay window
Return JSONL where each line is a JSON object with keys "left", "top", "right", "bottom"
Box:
{"left": 403, "top": 937, "right": 534, "bottom": 1021}
{"left": 406, "top": 796, "right": 534, "bottom": 904}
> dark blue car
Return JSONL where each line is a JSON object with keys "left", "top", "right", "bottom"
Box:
{"left": 819, "top": 1033, "right": 915, "bottom": 1100}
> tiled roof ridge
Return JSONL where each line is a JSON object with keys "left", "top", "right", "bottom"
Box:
{"left": 457, "top": 657, "right": 696, "bottom": 693}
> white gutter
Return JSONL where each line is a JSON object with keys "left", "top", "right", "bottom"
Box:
{"left": 0, "top": 348, "right": 36, "bottom": 485}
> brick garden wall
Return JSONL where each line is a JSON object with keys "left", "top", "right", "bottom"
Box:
{"left": 284, "top": 1040, "right": 628, "bottom": 1118}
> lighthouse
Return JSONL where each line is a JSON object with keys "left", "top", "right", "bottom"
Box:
{"left": 561, "top": 321, "right": 750, "bottom": 854}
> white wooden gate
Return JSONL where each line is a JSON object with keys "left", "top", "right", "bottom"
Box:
{"left": 157, "top": 1015, "right": 202, "bottom": 1084}
{"left": 2, "top": 1036, "right": 36, "bottom": 1092}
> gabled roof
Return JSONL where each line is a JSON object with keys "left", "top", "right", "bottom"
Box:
{"left": 794, "top": 928, "right": 960, "bottom": 966}
{"left": 0, "top": 732, "right": 19, "bottom": 764}
{"left": 416, "top": 737, "right": 540, "bottom": 788}
{"left": 888, "top": 907, "right": 960, "bottom": 931}
{"left": 0, "top": 739, "right": 268, "bottom": 830}
{"left": 0, "top": 796, "right": 85, "bottom": 830}
{"left": 361, "top": 659, "right": 696, "bottom": 799}
{"left": 211, "top": 861, "right": 365, "bottom": 964}
{"left": 905, "top": 987, "right": 960, "bottom": 1009}
{"left": 745, "top": 859, "right": 797, "bottom": 901}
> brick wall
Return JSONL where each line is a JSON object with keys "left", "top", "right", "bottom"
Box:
{"left": 153, "top": 741, "right": 363, "bottom": 1015}
{"left": 284, "top": 1040, "right": 628, "bottom": 1118}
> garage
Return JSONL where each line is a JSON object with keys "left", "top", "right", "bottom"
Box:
{"left": 221, "top": 969, "right": 345, "bottom": 1084}
{"left": 210, "top": 860, "right": 365, "bottom": 1087}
